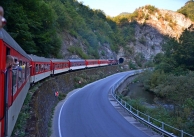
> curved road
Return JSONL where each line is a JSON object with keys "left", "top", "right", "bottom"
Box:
{"left": 53, "top": 71, "right": 150, "bottom": 137}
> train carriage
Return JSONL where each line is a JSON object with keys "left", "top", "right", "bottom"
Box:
{"left": 50, "top": 59, "right": 70, "bottom": 75}
{"left": 98, "top": 59, "right": 109, "bottom": 66}
{"left": 85, "top": 59, "right": 99, "bottom": 68}
{"left": 0, "top": 29, "right": 31, "bottom": 137}
{"left": 108, "top": 59, "right": 118, "bottom": 65}
{"left": 28, "top": 55, "right": 52, "bottom": 83}
{"left": 69, "top": 59, "right": 86, "bottom": 70}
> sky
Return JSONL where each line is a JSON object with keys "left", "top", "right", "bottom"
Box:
{"left": 77, "top": 0, "right": 188, "bottom": 17}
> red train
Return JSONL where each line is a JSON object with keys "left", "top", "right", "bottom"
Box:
{"left": 0, "top": 29, "right": 118, "bottom": 136}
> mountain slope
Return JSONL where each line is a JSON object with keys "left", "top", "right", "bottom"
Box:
{"left": 177, "top": 0, "right": 194, "bottom": 22}
{"left": 115, "top": 5, "right": 194, "bottom": 66}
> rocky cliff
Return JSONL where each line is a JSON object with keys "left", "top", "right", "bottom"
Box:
{"left": 119, "top": 6, "right": 194, "bottom": 62}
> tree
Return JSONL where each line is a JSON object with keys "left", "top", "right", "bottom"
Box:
{"left": 173, "top": 26, "right": 194, "bottom": 70}
{"left": 177, "top": 0, "right": 194, "bottom": 21}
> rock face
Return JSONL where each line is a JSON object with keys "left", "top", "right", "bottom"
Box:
{"left": 60, "top": 32, "right": 116, "bottom": 59}
{"left": 123, "top": 7, "right": 194, "bottom": 61}
{"left": 132, "top": 23, "right": 165, "bottom": 60}
{"left": 142, "top": 8, "right": 193, "bottom": 38}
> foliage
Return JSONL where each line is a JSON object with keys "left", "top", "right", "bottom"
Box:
{"left": 0, "top": 0, "right": 122, "bottom": 58}
{"left": 144, "top": 5, "right": 158, "bottom": 14}
{"left": 122, "top": 79, "right": 194, "bottom": 135}
{"left": 136, "top": 70, "right": 194, "bottom": 135}
{"left": 144, "top": 60, "right": 154, "bottom": 68}
{"left": 139, "top": 36, "right": 146, "bottom": 45}
{"left": 177, "top": 0, "right": 194, "bottom": 22}
{"left": 12, "top": 85, "right": 37, "bottom": 136}
{"left": 138, "top": 26, "right": 194, "bottom": 133}
{"left": 128, "top": 61, "right": 137, "bottom": 70}
{"left": 67, "top": 46, "right": 88, "bottom": 59}
{"left": 58, "top": 93, "right": 67, "bottom": 101}
{"left": 153, "top": 26, "right": 194, "bottom": 74}
{"left": 134, "top": 53, "right": 145, "bottom": 67}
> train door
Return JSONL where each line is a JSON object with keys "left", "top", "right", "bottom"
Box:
{"left": 4, "top": 48, "right": 14, "bottom": 136}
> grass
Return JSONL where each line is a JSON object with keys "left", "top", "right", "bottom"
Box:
{"left": 12, "top": 84, "right": 39, "bottom": 137}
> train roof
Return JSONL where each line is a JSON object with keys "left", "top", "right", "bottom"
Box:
{"left": 28, "top": 54, "right": 51, "bottom": 62}
{"left": 68, "top": 59, "right": 85, "bottom": 62}
{"left": 50, "top": 59, "right": 69, "bottom": 63}
{"left": 85, "top": 59, "right": 99, "bottom": 61}
{"left": 0, "top": 29, "right": 30, "bottom": 59}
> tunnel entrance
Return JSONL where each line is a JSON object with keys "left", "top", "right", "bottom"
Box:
{"left": 118, "top": 58, "right": 124, "bottom": 64}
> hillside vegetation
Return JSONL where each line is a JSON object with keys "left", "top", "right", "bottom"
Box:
{"left": 1, "top": 0, "right": 122, "bottom": 58}
{"left": 178, "top": 0, "right": 194, "bottom": 22}
{"left": 137, "top": 25, "right": 194, "bottom": 135}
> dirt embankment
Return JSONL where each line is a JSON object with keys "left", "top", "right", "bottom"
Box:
{"left": 23, "top": 66, "right": 119, "bottom": 137}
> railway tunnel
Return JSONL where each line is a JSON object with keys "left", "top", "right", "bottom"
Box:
{"left": 118, "top": 57, "right": 124, "bottom": 64}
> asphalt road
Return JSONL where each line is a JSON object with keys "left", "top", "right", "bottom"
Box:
{"left": 52, "top": 71, "right": 150, "bottom": 137}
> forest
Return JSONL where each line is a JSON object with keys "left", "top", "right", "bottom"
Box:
{"left": 1, "top": 0, "right": 118, "bottom": 58}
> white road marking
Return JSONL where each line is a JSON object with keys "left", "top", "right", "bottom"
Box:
{"left": 58, "top": 80, "right": 102, "bottom": 137}
{"left": 58, "top": 89, "right": 80, "bottom": 137}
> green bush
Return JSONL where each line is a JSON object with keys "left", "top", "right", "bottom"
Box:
{"left": 129, "top": 61, "right": 137, "bottom": 69}
{"left": 67, "top": 46, "right": 88, "bottom": 59}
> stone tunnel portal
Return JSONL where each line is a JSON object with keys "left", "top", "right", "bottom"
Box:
{"left": 118, "top": 58, "right": 124, "bottom": 64}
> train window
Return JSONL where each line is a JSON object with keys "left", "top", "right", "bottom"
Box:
{"left": 45, "top": 64, "right": 48, "bottom": 70}
{"left": 25, "top": 62, "right": 28, "bottom": 80}
{"left": 21, "top": 62, "right": 25, "bottom": 84}
{"left": 47, "top": 64, "right": 49, "bottom": 70}
{"left": 36, "top": 64, "right": 39, "bottom": 73}
{"left": 18, "top": 60, "right": 22, "bottom": 88}
{"left": 21, "top": 62, "right": 24, "bottom": 81}
{"left": 12, "top": 67, "right": 18, "bottom": 95}
{"left": 46, "top": 64, "right": 48, "bottom": 70}
{"left": 39, "top": 64, "right": 41, "bottom": 72}
{"left": 27, "top": 63, "right": 30, "bottom": 76}
{"left": 43, "top": 64, "right": 46, "bottom": 71}
{"left": 41, "top": 64, "right": 44, "bottom": 71}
